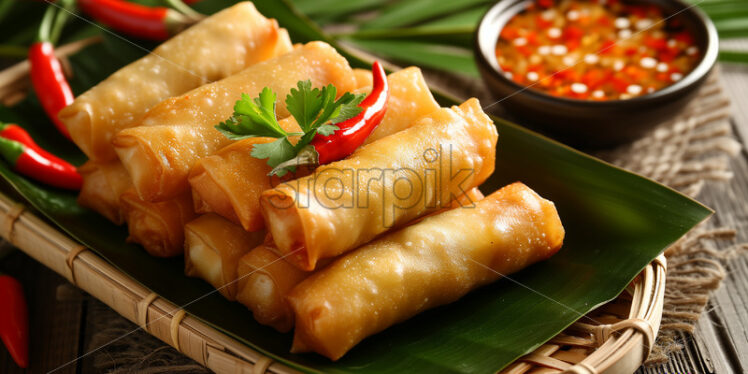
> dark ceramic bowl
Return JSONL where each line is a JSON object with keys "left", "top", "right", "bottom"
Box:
{"left": 475, "top": 0, "right": 719, "bottom": 148}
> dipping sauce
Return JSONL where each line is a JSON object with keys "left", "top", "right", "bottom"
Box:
{"left": 495, "top": 0, "right": 700, "bottom": 100}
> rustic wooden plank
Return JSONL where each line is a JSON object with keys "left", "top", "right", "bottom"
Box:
{"left": 719, "top": 38, "right": 748, "bottom": 148}
{"left": 638, "top": 61, "right": 748, "bottom": 373}
{"left": 698, "top": 141, "right": 748, "bottom": 373}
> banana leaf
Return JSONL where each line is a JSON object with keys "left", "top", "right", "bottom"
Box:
{"left": 0, "top": 1, "right": 711, "bottom": 373}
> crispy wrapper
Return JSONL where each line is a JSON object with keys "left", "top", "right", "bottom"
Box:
{"left": 77, "top": 160, "right": 132, "bottom": 224}
{"left": 120, "top": 189, "right": 195, "bottom": 257}
{"left": 60, "top": 2, "right": 292, "bottom": 161}
{"left": 113, "top": 42, "right": 356, "bottom": 202}
{"left": 288, "top": 182, "right": 565, "bottom": 360}
{"left": 189, "top": 67, "right": 440, "bottom": 231}
{"left": 261, "top": 98, "right": 498, "bottom": 270}
{"left": 235, "top": 238, "right": 309, "bottom": 332}
{"left": 184, "top": 214, "right": 265, "bottom": 300}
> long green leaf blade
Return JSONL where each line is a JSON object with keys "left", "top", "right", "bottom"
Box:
{"left": 347, "top": 39, "right": 479, "bottom": 77}
{"left": 719, "top": 50, "right": 748, "bottom": 63}
{"left": 714, "top": 18, "right": 748, "bottom": 38}
{"left": 360, "top": 0, "right": 490, "bottom": 30}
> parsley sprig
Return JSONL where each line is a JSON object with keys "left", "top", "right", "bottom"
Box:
{"left": 215, "top": 81, "right": 365, "bottom": 177}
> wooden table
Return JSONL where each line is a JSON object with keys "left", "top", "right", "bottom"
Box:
{"left": 1, "top": 63, "right": 747, "bottom": 373}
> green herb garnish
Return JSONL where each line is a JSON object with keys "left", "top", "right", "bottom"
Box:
{"left": 215, "top": 81, "right": 364, "bottom": 177}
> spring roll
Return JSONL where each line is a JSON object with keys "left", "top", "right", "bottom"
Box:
{"left": 235, "top": 239, "right": 309, "bottom": 332}
{"left": 77, "top": 160, "right": 132, "bottom": 224}
{"left": 236, "top": 187, "right": 483, "bottom": 333}
{"left": 261, "top": 98, "right": 498, "bottom": 270}
{"left": 189, "top": 67, "right": 440, "bottom": 231}
{"left": 288, "top": 182, "right": 565, "bottom": 360}
{"left": 184, "top": 214, "right": 265, "bottom": 300}
{"left": 120, "top": 189, "right": 195, "bottom": 257}
{"left": 113, "top": 42, "right": 356, "bottom": 202}
{"left": 352, "top": 68, "right": 373, "bottom": 89}
{"left": 59, "top": 2, "right": 293, "bottom": 161}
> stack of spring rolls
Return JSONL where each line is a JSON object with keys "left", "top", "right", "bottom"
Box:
{"left": 61, "top": 2, "right": 566, "bottom": 361}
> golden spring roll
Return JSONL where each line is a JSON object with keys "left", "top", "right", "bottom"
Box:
{"left": 189, "top": 67, "right": 440, "bottom": 231}
{"left": 288, "top": 182, "right": 565, "bottom": 360}
{"left": 120, "top": 189, "right": 196, "bottom": 257}
{"left": 184, "top": 214, "right": 265, "bottom": 300}
{"left": 59, "top": 2, "right": 293, "bottom": 161}
{"left": 236, "top": 187, "right": 483, "bottom": 333}
{"left": 261, "top": 98, "right": 498, "bottom": 270}
{"left": 235, "top": 239, "right": 309, "bottom": 332}
{"left": 352, "top": 68, "right": 373, "bottom": 89}
{"left": 77, "top": 160, "right": 132, "bottom": 224}
{"left": 113, "top": 42, "right": 356, "bottom": 202}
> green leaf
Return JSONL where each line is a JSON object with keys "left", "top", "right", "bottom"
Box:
{"left": 360, "top": 0, "right": 490, "bottom": 30}
{"left": 292, "top": 0, "right": 389, "bottom": 21}
{"left": 330, "top": 92, "right": 366, "bottom": 124}
{"left": 251, "top": 137, "right": 296, "bottom": 168}
{"left": 0, "top": 2, "right": 714, "bottom": 373}
{"left": 294, "top": 126, "right": 319, "bottom": 153}
{"left": 304, "top": 83, "right": 337, "bottom": 130}
{"left": 215, "top": 90, "right": 288, "bottom": 140}
{"left": 719, "top": 50, "right": 748, "bottom": 64}
{"left": 698, "top": 1, "right": 748, "bottom": 20}
{"left": 339, "top": 6, "right": 488, "bottom": 46}
{"left": 286, "top": 80, "right": 324, "bottom": 132}
{"left": 348, "top": 38, "right": 480, "bottom": 77}
{"left": 714, "top": 17, "right": 748, "bottom": 38}
{"left": 316, "top": 123, "right": 339, "bottom": 136}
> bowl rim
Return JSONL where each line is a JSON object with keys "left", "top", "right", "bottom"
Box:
{"left": 474, "top": 0, "right": 720, "bottom": 108}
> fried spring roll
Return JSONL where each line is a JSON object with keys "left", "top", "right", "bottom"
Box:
{"left": 189, "top": 67, "right": 440, "bottom": 231}
{"left": 261, "top": 98, "right": 498, "bottom": 270}
{"left": 77, "top": 160, "right": 132, "bottom": 224}
{"left": 352, "top": 68, "right": 373, "bottom": 89}
{"left": 288, "top": 182, "right": 565, "bottom": 360}
{"left": 113, "top": 42, "right": 356, "bottom": 202}
{"left": 184, "top": 214, "right": 265, "bottom": 300}
{"left": 236, "top": 187, "right": 483, "bottom": 333}
{"left": 235, "top": 240, "right": 309, "bottom": 332}
{"left": 120, "top": 189, "right": 196, "bottom": 257}
{"left": 59, "top": 2, "right": 293, "bottom": 161}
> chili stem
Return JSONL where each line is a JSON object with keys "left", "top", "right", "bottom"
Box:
{"left": 162, "top": 0, "right": 202, "bottom": 20}
{"left": 38, "top": 2, "right": 56, "bottom": 43}
{"left": 49, "top": 0, "right": 75, "bottom": 45}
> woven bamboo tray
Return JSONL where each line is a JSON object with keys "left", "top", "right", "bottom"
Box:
{"left": 0, "top": 189, "right": 666, "bottom": 374}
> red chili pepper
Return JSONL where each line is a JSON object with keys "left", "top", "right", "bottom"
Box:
{"left": 0, "top": 275, "right": 28, "bottom": 368}
{"left": 563, "top": 26, "right": 584, "bottom": 42}
{"left": 29, "top": 42, "right": 74, "bottom": 139}
{"left": 78, "top": 0, "right": 199, "bottom": 40}
{"left": 643, "top": 36, "right": 665, "bottom": 51}
{"left": 310, "top": 61, "right": 389, "bottom": 165}
{"left": 599, "top": 40, "right": 616, "bottom": 54}
{"left": 0, "top": 122, "right": 71, "bottom": 165}
{"left": 537, "top": 0, "right": 553, "bottom": 8}
{"left": 535, "top": 15, "right": 552, "bottom": 28}
{"left": 29, "top": 0, "right": 77, "bottom": 139}
{"left": 0, "top": 136, "right": 82, "bottom": 190}
{"left": 500, "top": 26, "right": 519, "bottom": 40}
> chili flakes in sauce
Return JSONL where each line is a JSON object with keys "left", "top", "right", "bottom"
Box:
{"left": 495, "top": 0, "right": 700, "bottom": 100}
